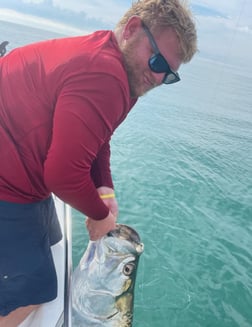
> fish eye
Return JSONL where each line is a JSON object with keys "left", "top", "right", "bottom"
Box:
{"left": 123, "top": 263, "right": 135, "bottom": 276}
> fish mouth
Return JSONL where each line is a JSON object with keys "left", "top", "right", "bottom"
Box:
{"left": 107, "top": 224, "right": 144, "bottom": 254}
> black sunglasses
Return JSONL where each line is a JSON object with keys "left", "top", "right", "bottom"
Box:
{"left": 142, "top": 23, "right": 180, "bottom": 85}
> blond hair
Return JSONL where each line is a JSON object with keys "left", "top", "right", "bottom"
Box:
{"left": 115, "top": 0, "right": 197, "bottom": 63}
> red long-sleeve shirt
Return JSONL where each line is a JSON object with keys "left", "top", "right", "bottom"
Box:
{"left": 0, "top": 30, "right": 137, "bottom": 219}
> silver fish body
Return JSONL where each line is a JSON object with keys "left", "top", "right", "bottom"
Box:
{"left": 72, "top": 224, "right": 144, "bottom": 327}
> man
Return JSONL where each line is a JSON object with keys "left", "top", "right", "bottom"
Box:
{"left": 0, "top": 0, "right": 197, "bottom": 325}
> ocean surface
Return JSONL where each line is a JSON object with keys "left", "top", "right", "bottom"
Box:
{"left": 1, "top": 20, "right": 252, "bottom": 327}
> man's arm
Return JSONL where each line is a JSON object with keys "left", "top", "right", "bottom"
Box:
{"left": 90, "top": 140, "right": 114, "bottom": 189}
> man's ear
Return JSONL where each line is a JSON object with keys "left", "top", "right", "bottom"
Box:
{"left": 122, "top": 15, "right": 142, "bottom": 40}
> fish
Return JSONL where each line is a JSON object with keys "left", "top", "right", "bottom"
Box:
{"left": 71, "top": 224, "right": 144, "bottom": 327}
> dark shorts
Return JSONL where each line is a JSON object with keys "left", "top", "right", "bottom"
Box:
{"left": 0, "top": 196, "right": 62, "bottom": 316}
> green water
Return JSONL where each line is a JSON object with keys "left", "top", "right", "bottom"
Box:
{"left": 2, "top": 20, "right": 251, "bottom": 327}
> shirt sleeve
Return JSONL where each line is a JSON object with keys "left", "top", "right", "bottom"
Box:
{"left": 44, "top": 73, "right": 127, "bottom": 220}
{"left": 91, "top": 140, "right": 114, "bottom": 189}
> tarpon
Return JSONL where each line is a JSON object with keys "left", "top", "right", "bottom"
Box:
{"left": 72, "top": 224, "right": 144, "bottom": 326}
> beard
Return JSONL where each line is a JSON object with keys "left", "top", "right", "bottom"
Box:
{"left": 121, "top": 39, "right": 146, "bottom": 98}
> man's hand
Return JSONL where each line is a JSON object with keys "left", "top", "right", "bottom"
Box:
{"left": 86, "top": 211, "right": 116, "bottom": 240}
{"left": 86, "top": 186, "right": 118, "bottom": 240}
